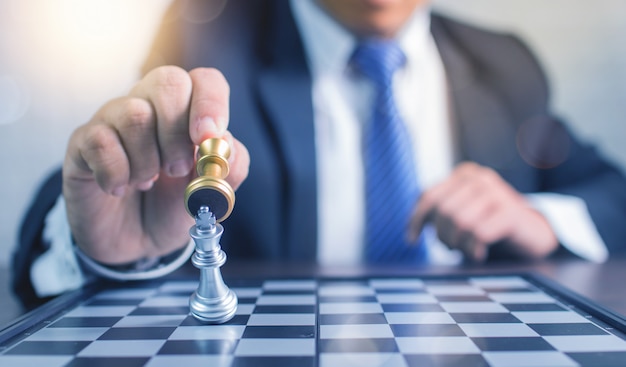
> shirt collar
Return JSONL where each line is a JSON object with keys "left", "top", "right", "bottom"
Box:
{"left": 290, "top": 0, "right": 432, "bottom": 76}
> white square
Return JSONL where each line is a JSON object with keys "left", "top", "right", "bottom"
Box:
{"left": 440, "top": 302, "right": 509, "bottom": 313}
{"left": 94, "top": 288, "right": 157, "bottom": 300}
{"left": 64, "top": 306, "right": 135, "bottom": 317}
{"left": 459, "top": 323, "right": 539, "bottom": 337}
{"left": 78, "top": 340, "right": 165, "bottom": 357}
{"left": 247, "top": 313, "right": 316, "bottom": 326}
{"left": 426, "top": 285, "right": 485, "bottom": 296}
{"left": 320, "top": 324, "right": 394, "bottom": 339}
{"left": 158, "top": 281, "right": 199, "bottom": 293}
{"left": 469, "top": 277, "right": 530, "bottom": 288}
{"left": 113, "top": 315, "right": 186, "bottom": 327}
{"left": 488, "top": 292, "right": 555, "bottom": 304}
{"left": 483, "top": 351, "right": 577, "bottom": 367}
{"left": 168, "top": 325, "right": 245, "bottom": 340}
{"left": 232, "top": 287, "right": 263, "bottom": 298}
{"left": 544, "top": 335, "right": 626, "bottom": 352}
{"left": 369, "top": 278, "right": 424, "bottom": 290}
{"left": 319, "top": 284, "right": 375, "bottom": 297}
{"left": 146, "top": 355, "right": 233, "bottom": 367}
{"left": 384, "top": 312, "right": 455, "bottom": 325}
{"left": 256, "top": 295, "right": 316, "bottom": 305}
{"left": 0, "top": 356, "right": 73, "bottom": 367}
{"left": 396, "top": 336, "right": 480, "bottom": 354}
{"left": 320, "top": 353, "right": 408, "bottom": 367}
{"left": 234, "top": 338, "right": 315, "bottom": 356}
{"left": 319, "top": 302, "right": 383, "bottom": 314}
{"left": 139, "top": 296, "right": 188, "bottom": 307}
{"left": 235, "top": 304, "right": 255, "bottom": 315}
{"left": 376, "top": 293, "right": 437, "bottom": 304}
{"left": 511, "top": 311, "right": 588, "bottom": 324}
{"left": 263, "top": 280, "right": 317, "bottom": 291}
{"left": 25, "top": 327, "right": 108, "bottom": 341}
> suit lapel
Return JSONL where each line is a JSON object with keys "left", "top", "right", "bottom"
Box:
{"left": 255, "top": 1, "right": 317, "bottom": 259}
{"left": 431, "top": 15, "right": 519, "bottom": 173}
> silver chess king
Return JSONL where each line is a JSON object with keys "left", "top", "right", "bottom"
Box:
{"left": 184, "top": 138, "right": 238, "bottom": 323}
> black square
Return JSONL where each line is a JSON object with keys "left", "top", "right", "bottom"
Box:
{"left": 568, "top": 352, "right": 626, "bottom": 367}
{"left": 529, "top": 323, "right": 608, "bottom": 336}
{"left": 319, "top": 295, "right": 378, "bottom": 303}
{"left": 253, "top": 305, "right": 315, "bottom": 314}
{"left": 391, "top": 324, "right": 465, "bottom": 337}
{"left": 85, "top": 298, "right": 143, "bottom": 306}
{"left": 242, "top": 326, "right": 315, "bottom": 338}
{"left": 319, "top": 338, "right": 398, "bottom": 353}
{"left": 130, "top": 306, "right": 189, "bottom": 315}
{"left": 423, "top": 280, "right": 470, "bottom": 286}
{"left": 450, "top": 313, "right": 521, "bottom": 323}
{"left": 481, "top": 286, "right": 533, "bottom": 293}
{"left": 5, "top": 341, "right": 90, "bottom": 355}
{"left": 471, "top": 337, "right": 555, "bottom": 351}
{"left": 382, "top": 303, "right": 444, "bottom": 312}
{"left": 238, "top": 297, "right": 259, "bottom": 304}
{"left": 262, "top": 289, "right": 315, "bottom": 295}
{"left": 98, "top": 327, "right": 175, "bottom": 340}
{"left": 180, "top": 314, "right": 249, "bottom": 326}
{"left": 435, "top": 295, "right": 492, "bottom": 302}
{"left": 405, "top": 354, "right": 488, "bottom": 367}
{"left": 320, "top": 313, "right": 387, "bottom": 325}
{"left": 374, "top": 288, "right": 427, "bottom": 294}
{"left": 65, "top": 357, "right": 150, "bottom": 367}
{"left": 50, "top": 317, "right": 122, "bottom": 328}
{"left": 158, "top": 339, "right": 238, "bottom": 354}
{"left": 231, "top": 356, "right": 315, "bottom": 367}
{"left": 502, "top": 303, "right": 565, "bottom": 312}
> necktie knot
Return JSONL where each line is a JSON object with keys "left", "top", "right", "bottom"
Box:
{"left": 351, "top": 39, "right": 406, "bottom": 87}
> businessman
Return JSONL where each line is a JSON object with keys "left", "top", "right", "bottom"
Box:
{"left": 12, "top": 0, "right": 626, "bottom": 309}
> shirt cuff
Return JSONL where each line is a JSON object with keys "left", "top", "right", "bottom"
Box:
{"left": 31, "top": 196, "right": 87, "bottom": 298}
{"left": 31, "top": 195, "right": 195, "bottom": 298}
{"left": 526, "top": 193, "right": 608, "bottom": 263}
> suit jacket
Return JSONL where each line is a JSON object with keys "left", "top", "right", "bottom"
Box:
{"left": 12, "top": 0, "right": 626, "bottom": 308}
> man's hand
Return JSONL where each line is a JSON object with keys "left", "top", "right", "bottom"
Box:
{"left": 63, "top": 66, "right": 249, "bottom": 265}
{"left": 407, "top": 162, "right": 558, "bottom": 262}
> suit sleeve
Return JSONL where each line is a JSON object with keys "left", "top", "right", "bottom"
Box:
{"left": 11, "top": 168, "right": 63, "bottom": 310}
{"left": 505, "top": 36, "right": 626, "bottom": 256}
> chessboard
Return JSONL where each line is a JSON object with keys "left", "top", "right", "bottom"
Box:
{"left": 2, "top": 274, "right": 626, "bottom": 367}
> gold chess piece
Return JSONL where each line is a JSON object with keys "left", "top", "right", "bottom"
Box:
{"left": 184, "top": 138, "right": 235, "bottom": 222}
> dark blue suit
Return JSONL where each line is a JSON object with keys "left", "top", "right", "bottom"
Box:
{"left": 12, "top": 0, "right": 626, "bottom": 308}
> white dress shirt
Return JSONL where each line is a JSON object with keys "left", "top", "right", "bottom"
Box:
{"left": 30, "top": 0, "right": 608, "bottom": 297}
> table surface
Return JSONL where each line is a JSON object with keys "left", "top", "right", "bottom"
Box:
{"left": 0, "top": 266, "right": 24, "bottom": 329}
{"left": 2, "top": 255, "right": 626, "bottom": 330}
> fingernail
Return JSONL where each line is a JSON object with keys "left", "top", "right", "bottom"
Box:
{"left": 167, "top": 159, "right": 193, "bottom": 177}
{"left": 137, "top": 180, "right": 154, "bottom": 191}
{"left": 196, "top": 116, "right": 226, "bottom": 140}
{"left": 112, "top": 186, "right": 126, "bottom": 197}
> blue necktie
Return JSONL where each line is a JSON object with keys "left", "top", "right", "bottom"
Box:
{"left": 351, "top": 39, "right": 427, "bottom": 263}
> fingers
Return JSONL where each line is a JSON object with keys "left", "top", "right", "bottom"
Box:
{"left": 130, "top": 66, "right": 194, "bottom": 178}
{"left": 407, "top": 162, "right": 480, "bottom": 242}
{"left": 222, "top": 131, "right": 250, "bottom": 191}
{"left": 66, "top": 66, "right": 244, "bottom": 196}
{"left": 408, "top": 162, "right": 526, "bottom": 262}
{"left": 188, "top": 68, "right": 230, "bottom": 143}
{"left": 65, "top": 97, "right": 158, "bottom": 196}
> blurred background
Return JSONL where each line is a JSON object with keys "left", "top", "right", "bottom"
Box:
{"left": 0, "top": 0, "right": 625, "bottom": 294}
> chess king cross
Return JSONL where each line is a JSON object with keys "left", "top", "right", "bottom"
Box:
{"left": 183, "top": 138, "right": 238, "bottom": 323}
